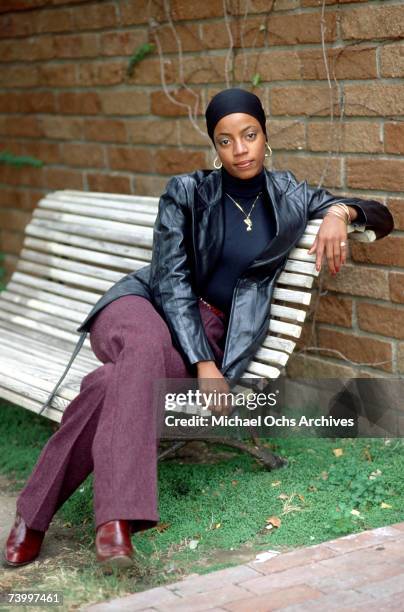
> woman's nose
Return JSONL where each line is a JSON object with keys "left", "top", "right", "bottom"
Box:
{"left": 233, "top": 139, "right": 248, "bottom": 155}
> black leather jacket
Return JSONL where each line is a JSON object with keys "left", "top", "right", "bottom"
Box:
{"left": 39, "top": 168, "right": 394, "bottom": 414}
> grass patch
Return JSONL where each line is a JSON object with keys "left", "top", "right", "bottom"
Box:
{"left": 1, "top": 400, "right": 404, "bottom": 608}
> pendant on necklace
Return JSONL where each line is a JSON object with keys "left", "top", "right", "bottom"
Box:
{"left": 244, "top": 218, "right": 253, "bottom": 231}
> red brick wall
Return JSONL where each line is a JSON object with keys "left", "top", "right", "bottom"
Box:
{"left": 0, "top": 0, "right": 403, "bottom": 378}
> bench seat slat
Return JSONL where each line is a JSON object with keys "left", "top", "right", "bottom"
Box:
{"left": 0, "top": 327, "right": 98, "bottom": 369}
{"left": 34, "top": 209, "right": 156, "bottom": 232}
{"left": 24, "top": 238, "right": 146, "bottom": 271}
{"left": 40, "top": 199, "right": 158, "bottom": 223}
{"left": 28, "top": 218, "right": 154, "bottom": 246}
{"left": 17, "top": 260, "right": 110, "bottom": 292}
{"left": 271, "top": 304, "right": 307, "bottom": 323}
{"left": 7, "top": 281, "right": 93, "bottom": 314}
{"left": 0, "top": 386, "right": 63, "bottom": 422}
{"left": 1, "top": 291, "right": 87, "bottom": 323}
{"left": 25, "top": 225, "right": 152, "bottom": 262}
{"left": 12, "top": 271, "right": 101, "bottom": 304}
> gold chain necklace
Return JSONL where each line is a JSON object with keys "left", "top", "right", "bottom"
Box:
{"left": 225, "top": 192, "right": 261, "bottom": 232}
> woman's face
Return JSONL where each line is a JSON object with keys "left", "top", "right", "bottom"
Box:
{"left": 213, "top": 112, "right": 266, "bottom": 179}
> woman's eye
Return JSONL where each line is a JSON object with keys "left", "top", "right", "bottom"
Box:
{"left": 220, "top": 139, "right": 230, "bottom": 146}
{"left": 246, "top": 132, "right": 257, "bottom": 140}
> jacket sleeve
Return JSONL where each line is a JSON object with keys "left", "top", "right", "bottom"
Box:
{"left": 287, "top": 172, "right": 394, "bottom": 240}
{"left": 149, "top": 175, "right": 216, "bottom": 367}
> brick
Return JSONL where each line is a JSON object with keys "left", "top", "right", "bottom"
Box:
{"left": 84, "top": 119, "right": 127, "bottom": 143}
{"left": 0, "top": 116, "right": 42, "bottom": 138}
{"left": 347, "top": 158, "right": 404, "bottom": 192}
{"left": 0, "top": 188, "right": 30, "bottom": 211}
{"left": 54, "top": 33, "right": 99, "bottom": 59}
{"left": 267, "top": 11, "right": 337, "bottom": 44}
{"left": 108, "top": 146, "right": 154, "bottom": 172}
{"left": 128, "top": 57, "right": 176, "bottom": 86}
{"left": 170, "top": 0, "right": 223, "bottom": 21}
{"left": 341, "top": 5, "right": 404, "bottom": 41}
{"left": 0, "top": 139, "right": 24, "bottom": 157}
{"left": 266, "top": 120, "right": 305, "bottom": 151}
{"left": 317, "top": 294, "right": 352, "bottom": 328}
{"left": 0, "top": 13, "right": 34, "bottom": 38}
{"left": 73, "top": 3, "right": 117, "bottom": 30}
{"left": 385, "top": 123, "right": 404, "bottom": 155}
{"left": 249, "top": 544, "right": 337, "bottom": 575}
{"left": 0, "top": 36, "right": 55, "bottom": 62}
{"left": 0, "top": 66, "right": 39, "bottom": 88}
{"left": 120, "top": 0, "right": 163, "bottom": 26}
{"left": 273, "top": 154, "right": 342, "bottom": 189}
{"left": 178, "top": 119, "right": 209, "bottom": 147}
{"left": 63, "top": 143, "right": 104, "bottom": 168}
{"left": 99, "top": 30, "right": 147, "bottom": 56}
{"left": 181, "top": 55, "right": 226, "bottom": 85}
{"left": 85, "top": 586, "right": 180, "bottom": 611}
{"left": 127, "top": 120, "right": 178, "bottom": 145}
{"left": 134, "top": 174, "right": 171, "bottom": 197}
{"left": 270, "top": 85, "right": 340, "bottom": 117}
{"left": 102, "top": 91, "right": 149, "bottom": 116}
{"left": 323, "top": 264, "right": 389, "bottom": 300}
{"left": 22, "top": 91, "right": 57, "bottom": 114}
{"left": 225, "top": 584, "right": 322, "bottom": 611}
{"left": 152, "top": 584, "right": 250, "bottom": 612}
{"left": 286, "top": 350, "right": 355, "bottom": 378}
{"left": 317, "top": 328, "right": 392, "bottom": 372}
{"left": 87, "top": 172, "right": 132, "bottom": 194}
{"left": 0, "top": 230, "right": 24, "bottom": 256}
{"left": 351, "top": 236, "right": 404, "bottom": 268}
{"left": 0, "top": 165, "right": 44, "bottom": 188}
{"left": 168, "top": 565, "right": 260, "bottom": 597}
{"left": 152, "top": 22, "right": 202, "bottom": 54}
{"left": 57, "top": 92, "right": 102, "bottom": 115}
{"left": 44, "top": 167, "right": 84, "bottom": 190}
{"left": 302, "top": 0, "right": 367, "bottom": 5}
{"left": 389, "top": 273, "right": 404, "bottom": 304}
{"left": 380, "top": 42, "right": 404, "bottom": 78}
{"left": 39, "top": 63, "right": 77, "bottom": 87}
{"left": 398, "top": 343, "right": 404, "bottom": 374}
{"left": 4, "top": 255, "right": 18, "bottom": 282}
{"left": 357, "top": 303, "right": 404, "bottom": 340}
{"left": 41, "top": 116, "right": 84, "bottom": 140}
{"left": 154, "top": 148, "right": 206, "bottom": 175}
{"left": 387, "top": 199, "right": 404, "bottom": 230}
{"left": 307, "top": 121, "right": 382, "bottom": 154}
{"left": 35, "top": 8, "right": 74, "bottom": 34}
{"left": 0, "top": 208, "right": 32, "bottom": 232}
{"left": 0, "top": 93, "right": 23, "bottom": 113}
{"left": 78, "top": 61, "right": 124, "bottom": 86}
{"left": 23, "top": 141, "right": 61, "bottom": 165}
{"left": 151, "top": 89, "right": 204, "bottom": 117}
{"left": 344, "top": 83, "right": 404, "bottom": 117}
{"left": 240, "top": 564, "right": 334, "bottom": 594}
{"left": 273, "top": 0, "right": 300, "bottom": 8}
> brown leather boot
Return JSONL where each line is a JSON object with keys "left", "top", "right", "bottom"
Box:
{"left": 3, "top": 513, "right": 45, "bottom": 567}
{"left": 95, "top": 520, "right": 134, "bottom": 568}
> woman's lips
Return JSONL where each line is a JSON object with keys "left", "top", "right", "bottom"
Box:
{"left": 235, "top": 160, "right": 253, "bottom": 168}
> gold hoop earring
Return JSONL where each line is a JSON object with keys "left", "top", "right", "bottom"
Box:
{"left": 213, "top": 155, "right": 222, "bottom": 169}
{"left": 264, "top": 143, "right": 273, "bottom": 158}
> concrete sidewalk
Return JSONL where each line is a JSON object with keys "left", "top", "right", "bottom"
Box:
{"left": 86, "top": 522, "right": 404, "bottom": 611}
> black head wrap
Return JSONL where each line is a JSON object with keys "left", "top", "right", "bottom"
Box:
{"left": 205, "top": 88, "right": 267, "bottom": 144}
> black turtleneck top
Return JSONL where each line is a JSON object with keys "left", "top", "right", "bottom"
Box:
{"left": 201, "top": 167, "right": 275, "bottom": 316}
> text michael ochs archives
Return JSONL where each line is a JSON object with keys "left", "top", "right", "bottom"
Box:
{"left": 163, "top": 389, "right": 356, "bottom": 429}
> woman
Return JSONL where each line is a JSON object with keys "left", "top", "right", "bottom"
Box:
{"left": 4, "top": 88, "right": 394, "bottom": 570}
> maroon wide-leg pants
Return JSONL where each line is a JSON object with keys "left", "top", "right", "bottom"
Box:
{"left": 16, "top": 296, "right": 226, "bottom": 533}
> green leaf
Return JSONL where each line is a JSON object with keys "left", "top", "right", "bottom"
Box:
{"left": 127, "top": 42, "right": 156, "bottom": 77}
{"left": 0, "top": 150, "right": 43, "bottom": 168}
{"left": 252, "top": 73, "right": 262, "bottom": 87}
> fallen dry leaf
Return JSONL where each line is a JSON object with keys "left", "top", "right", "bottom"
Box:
{"left": 271, "top": 480, "right": 281, "bottom": 487}
{"left": 333, "top": 448, "right": 344, "bottom": 457}
{"left": 381, "top": 502, "right": 392, "bottom": 509}
{"left": 266, "top": 516, "right": 281, "bottom": 528}
{"left": 278, "top": 493, "right": 289, "bottom": 500}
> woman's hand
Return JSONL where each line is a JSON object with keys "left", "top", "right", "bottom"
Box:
{"left": 308, "top": 214, "right": 348, "bottom": 275}
{"left": 196, "top": 361, "right": 233, "bottom": 416}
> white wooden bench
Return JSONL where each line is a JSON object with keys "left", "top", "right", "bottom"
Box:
{"left": 0, "top": 190, "right": 375, "bottom": 468}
